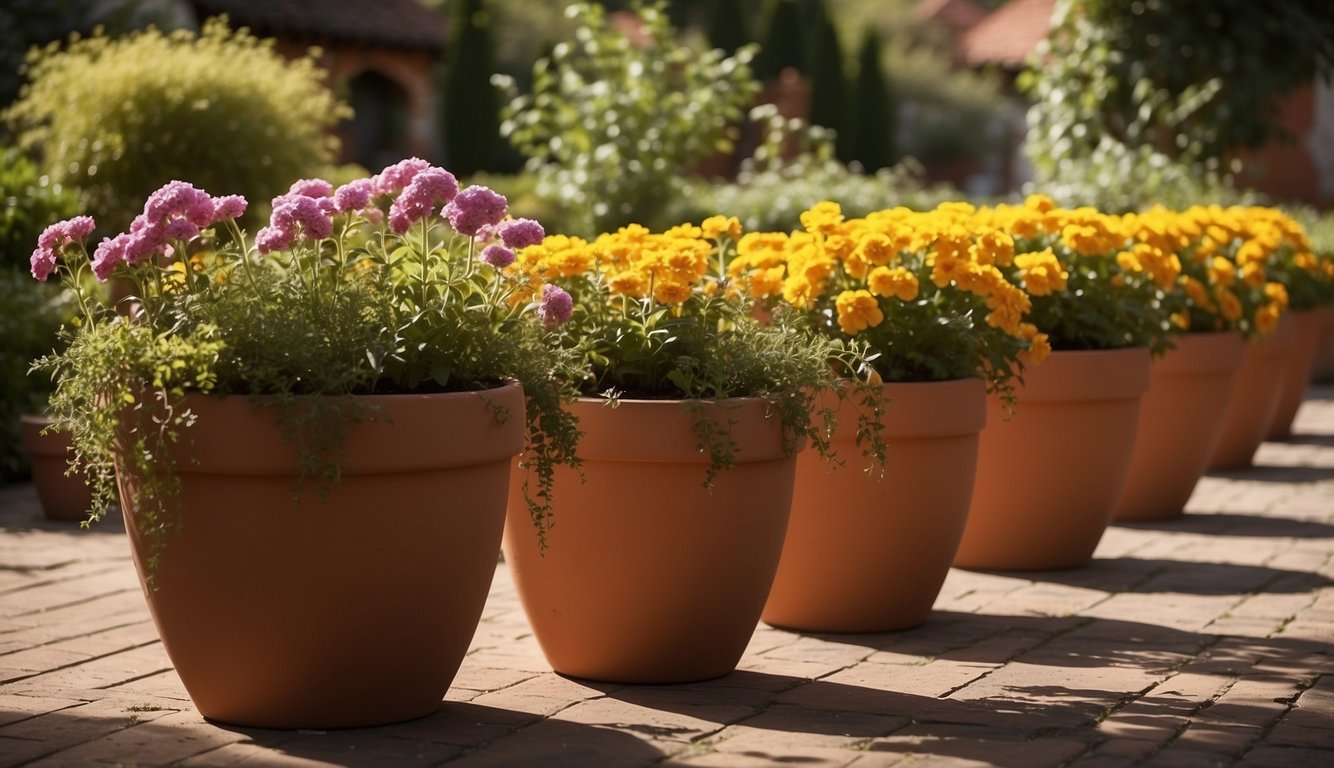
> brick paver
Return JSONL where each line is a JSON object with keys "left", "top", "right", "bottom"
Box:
{"left": 2, "top": 385, "right": 1332, "bottom": 767}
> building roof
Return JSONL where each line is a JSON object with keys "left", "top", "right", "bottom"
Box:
{"left": 188, "top": 0, "right": 447, "bottom": 53}
{"left": 914, "top": 0, "right": 990, "bottom": 35}
{"left": 956, "top": 0, "right": 1056, "bottom": 69}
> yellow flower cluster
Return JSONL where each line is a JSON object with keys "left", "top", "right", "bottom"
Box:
{"left": 512, "top": 216, "right": 745, "bottom": 315}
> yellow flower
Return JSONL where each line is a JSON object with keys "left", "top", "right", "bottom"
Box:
{"left": 800, "top": 201, "right": 845, "bottom": 236}
{"left": 1253, "top": 302, "right": 1283, "bottom": 336}
{"left": 1019, "top": 323, "right": 1051, "bottom": 365}
{"left": 867, "top": 266, "right": 919, "bottom": 301}
{"left": 607, "top": 270, "right": 648, "bottom": 297}
{"left": 1013, "top": 248, "right": 1069, "bottom": 296}
{"left": 1264, "top": 281, "right": 1289, "bottom": 309}
{"left": 856, "top": 232, "right": 897, "bottom": 266}
{"left": 835, "top": 289, "right": 884, "bottom": 335}
{"left": 745, "top": 265, "right": 786, "bottom": 298}
{"left": 984, "top": 284, "right": 1031, "bottom": 334}
{"left": 1214, "top": 287, "right": 1242, "bottom": 322}
{"left": 701, "top": 214, "right": 741, "bottom": 241}
{"left": 653, "top": 279, "right": 693, "bottom": 305}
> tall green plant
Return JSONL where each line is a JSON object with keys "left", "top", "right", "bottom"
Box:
{"left": 849, "top": 27, "right": 893, "bottom": 172}
{"left": 754, "top": 0, "right": 805, "bottom": 81}
{"left": 1021, "top": 0, "right": 1334, "bottom": 211}
{"left": 5, "top": 17, "right": 349, "bottom": 232}
{"left": 805, "top": 2, "right": 847, "bottom": 155}
{"left": 705, "top": 0, "right": 751, "bottom": 55}
{"left": 443, "top": 0, "right": 502, "bottom": 176}
{"left": 496, "top": 1, "right": 759, "bottom": 236}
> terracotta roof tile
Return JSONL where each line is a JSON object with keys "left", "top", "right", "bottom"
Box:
{"left": 914, "top": 0, "right": 990, "bottom": 34}
{"left": 188, "top": 0, "right": 447, "bottom": 52}
{"left": 956, "top": 0, "right": 1056, "bottom": 69}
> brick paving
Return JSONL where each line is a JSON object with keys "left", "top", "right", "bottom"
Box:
{"left": 2, "top": 386, "right": 1332, "bottom": 767}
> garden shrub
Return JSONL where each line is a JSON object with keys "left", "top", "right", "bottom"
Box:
{"left": 5, "top": 17, "right": 349, "bottom": 232}
{"left": 1, "top": 147, "right": 79, "bottom": 272}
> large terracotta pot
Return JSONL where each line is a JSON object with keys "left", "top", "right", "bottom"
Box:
{"left": 1268, "top": 308, "right": 1327, "bottom": 439}
{"left": 503, "top": 397, "right": 796, "bottom": 684}
{"left": 116, "top": 383, "right": 524, "bottom": 729}
{"left": 1114, "top": 332, "right": 1244, "bottom": 522}
{"left": 762, "top": 378, "right": 985, "bottom": 633}
{"left": 1208, "top": 314, "right": 1298, "bottom": 470}
{"left": 19, "top": 414, "right": 94, "bottom": 522}
{"left": 954, "top": 347, "right": 1151, "bottom": 571}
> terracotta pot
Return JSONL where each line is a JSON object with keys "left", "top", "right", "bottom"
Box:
{"left": 762, "top": 378, "right": 986, "bottom": 633}
{"left": 1268, "top": 308, "right": 1327, "bottom": 439}
{"left": 1309, "top": 305, "right": 1334, "bottom": 383}
{"left": 19, "top": 414, "right": 95, "bottom": 522}
{"left": 503, "top": 397, "right": 795, "bottom": 684}
{"left": 116, "top": 383, "right": 524, "bottom": 729}
{"left": 954, "top": 347, "right": 1151, "bottom": 571}
{"left": 1114, "top": 332, "right": 1244, "bottom": 522}
{"left": 1208, "top": 314, "right": 1298, "bottom": 470}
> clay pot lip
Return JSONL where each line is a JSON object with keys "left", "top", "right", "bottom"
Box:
{"left": 820, "top": 377, "right": 987, "bottom": 440}
{"left": 1016, "top": 346, "right": 1152, "bottom": 402}
{"left": 1153, "top": 330, "right": 1245, "bottom": 375}
{"left": 18, "top": 413, "right": 72, "bottom": 455}
{"left": 164, "top": 380, "right": 527, "bottom": 475}
{"left": 565, "top": 395, "right": 796, "bottom": 463}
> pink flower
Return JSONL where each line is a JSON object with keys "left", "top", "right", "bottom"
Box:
{"left": 498, "top": 218, "right": 545, "bottom": 250}
{"left": 211, "top": 195, "right": 248, "bottom": 222}
{"left": 373, "top": 157, "right": 431, "bottom": 196}
{"left": 444, "top": 185, "right": 508, "bottom": 237}
{"left": 30, "top": 247, "right": 57, "bottom": 281}
{"left": 481, "top": 244, "right": 516, "bottom": 269}
{"left": 333, "top": 179, "right": 373, "bottom": 213}
{"left": 37, "top": 216, "right": 96, "bottom": 250}
{"left": 164, "top": 218, "right": 200, "bottom": 242}
{"left": 288, "top": 178, "right": 334, "bottom": 199}
{"left": 256, "top": 225, "right": 294, "bottom": 254}
{"left": 91, "top": 234, "right": 130, "bottom": 281}
{"left": 144, "top": 181, "right": 214, "bottom": 227}
{"left": 537, "top": 284, "right": 574, "bottom": 328}
{"left": 388, "top": 167, "right": 459, "bottom": 234}
{"left": 268, "top": 194, "right": 334, "bottom": 241}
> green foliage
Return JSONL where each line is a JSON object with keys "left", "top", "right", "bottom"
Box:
{"left": 671, "top": 105, "right": 958, "bottom": 231}
{"left": 443, "top": 0, "right": 502, "bottom": 176}
{"left": 0, "top": 272, "right": 79, "bottom": 480}
{"left": 754, "top": 0, "right": 804, "bottom": 81}
{"left": 1021, "top": 0, "right": 1334, "bottom": 212}
{"left": 34, "top": 167, "right": 582, "bottom": 575}
{"left": 496, "top": 2, "right": 760, "bottom": 236}
{"left": 848, "top": 28, "right": 893, "bottom": 172}
{"left": 5, "top": 18, "right": 349, "bottom": 233}
{"left": 1, "top": 147, "right": 80, "bottom": 272}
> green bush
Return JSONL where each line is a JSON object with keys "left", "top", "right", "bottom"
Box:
{"left": 5, "top": 17, "right": 350, "bottom": 233}
{"left": 1, "top": 147, "right": 79, "bottom": 273}
{"left": 496, "top": 1, "right": 759, "bottom": 236}
{"left": 0, "top": 271, "right": 80, "bottom": 480}
{"left": 670, "top": 105, "right": 958, "bottom": 231}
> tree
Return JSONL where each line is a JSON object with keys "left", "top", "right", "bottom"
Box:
{"left": 1022, "top": 0, "right": 1334, "bottom": 210}
{"left": 848, "top": 27, "right": 893, "bottom": 172}
{"left": 705, "top": 0, "right": 750, "bottom": 55}
{"left": 805, "top": 1, "right": 846, "bottom": 155}
{"left": 496, "top": 1, "right": 759, "bottom": 235}
{"left": 754, "top": 0, "right": 804, "bottom": 81}
{"left": 443, "top": 0, "right": 502, "bottom": 176}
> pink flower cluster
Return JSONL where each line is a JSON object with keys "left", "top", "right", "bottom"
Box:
{"left": 537, "top": 284, "right": 574, "bottom": 328}
{"left": 388, "top": 167, "right": 459, "bottom": 234}
{"left": 30, "top": 216, "right": 96, "bottom": 281}
{"left": 53, "top": 181, "right": 249, "bottom": 282}
{"left": 445, "top": 185, "right": 509, "bottom": 238}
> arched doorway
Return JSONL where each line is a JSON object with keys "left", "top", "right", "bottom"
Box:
{"left": 345, "top": 70, "right": 411, "bottom": 171}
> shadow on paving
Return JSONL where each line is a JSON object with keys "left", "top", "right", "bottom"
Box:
{"left": 1008, "top": 556, "right": 1334, "bottom": 596}
{"left": 1207, "top": 464, "right": 1334, "bottom": 483}
{"left": 1112, "top": 511, "right": 1334, "bottom": 539}
{"left": 0, "top": 701, "right": 666, "bottom": 768}
{"left": 1269, "top": 432, "right": 1334, "bottom": 449}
